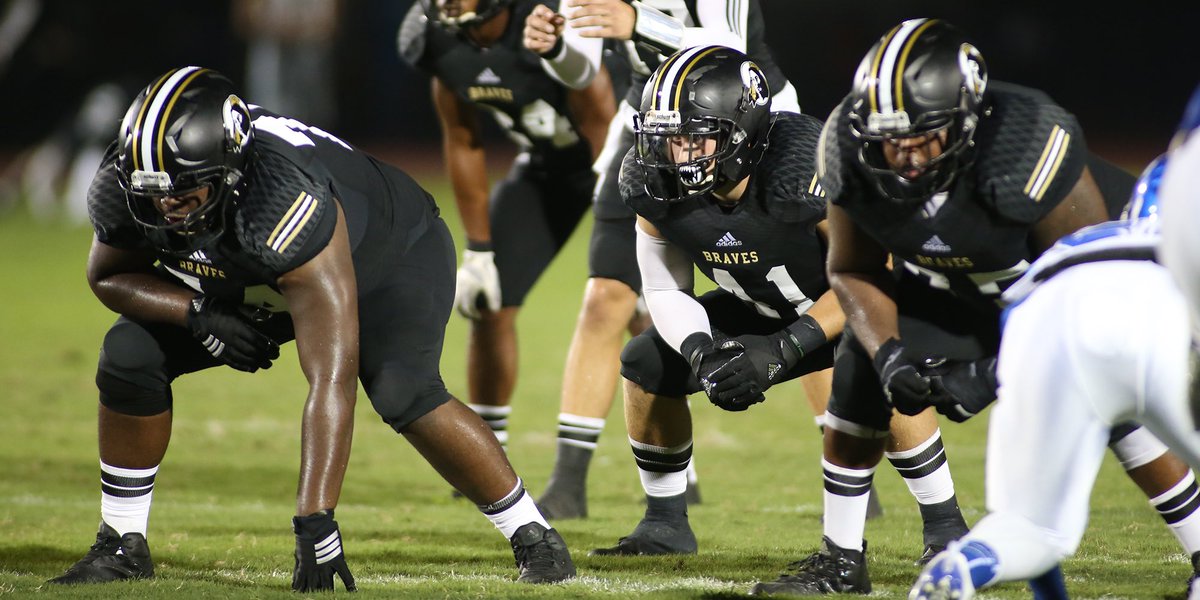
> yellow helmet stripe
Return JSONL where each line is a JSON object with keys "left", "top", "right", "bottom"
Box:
{"left": 893, "top": 19, "right": 938, "bottom": 113}
{"left": 130, "top": 70, "right": 176, "bottom": 172}
{"left": 671, "top": 46, "right": 723, "bottom": 110}
{"left": 154, "top": 68, "right": 209, "bottom": 172}
{"left": 649, "top": 47, "right": 690, "bottom": 111}
{"left": 136, "top": 66, "right": 203, "bottom": 175}
{"left": 873, "top": 18, "right": 931, "bottom": 115}
{"left": 867, "top": 26, "right": 901, "bottom": 115}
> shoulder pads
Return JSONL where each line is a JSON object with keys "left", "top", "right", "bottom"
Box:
{"left": 760, "top": 112, "right": 828, "bottom": 223}
{"left": 974, "top": 83, "right": 1087, "bottom": 224}
{"left": 235, "top": 146, "right": 336, "bottom": 274}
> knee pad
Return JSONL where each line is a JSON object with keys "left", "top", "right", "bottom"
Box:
{"left": 96, "top": 320, "right": 172, "bottom": 416}
{"left": 620, "top": 332, "right": 691, "bottom": 397}
{"left": 1108, "top": 423, "right": 1168, "bottom": 469}
{"left": 363, "top": 371, "right": 450, "bottom": 432}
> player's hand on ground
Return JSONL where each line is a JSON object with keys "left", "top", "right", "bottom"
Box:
{"left": 524, "top": 4, "right": 565, "bottom": 55}
{"left": 453, "top": 249, "right": 502, "bottom": 320}
{"left": 924, "top": 356, "right": 998, "bottom": 422}
{"left": 564, "top": 0, "right": 636, "bottom": 40}
{"left": 293, "top": 510, "right": 356, "bottom": 593}
{"left": 874, "top": 338, "right": 934, "bottom": 415}
{"left": 186, "top": 295, "right": 280, "bottom": 372}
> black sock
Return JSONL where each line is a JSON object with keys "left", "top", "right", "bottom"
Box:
{"left": 918, "top": 495, "right": 969, "bottom": 547}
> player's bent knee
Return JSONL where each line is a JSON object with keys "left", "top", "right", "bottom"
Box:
{"left": 620, "top": 333, "right": 690, "bottom": 397}
{"left": 96, "top": 370, "right": 172, "bottom": 416}
{"left": 96, "top": 320, "right": 173, "bottom": 416}
{"left": 366, "top": 374, "right": 452, "bottom": 432}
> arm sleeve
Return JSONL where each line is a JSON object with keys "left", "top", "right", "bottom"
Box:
{"left": 631, "top": 0, "right": 745, "bottom": 55}
{"left": 540, "top": 2, "right": 603, "bottom": 90}
{"left": 636, "top": 222, "right": 712, "bottom": 354}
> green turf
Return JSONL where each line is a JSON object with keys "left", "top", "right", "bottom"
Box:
{"left": 0, "top": 181, "right": 1190, "bottom": 599}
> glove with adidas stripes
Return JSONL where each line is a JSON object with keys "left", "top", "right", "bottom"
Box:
{"left": 292, "top": 510, "right": 356, "bottom": 592}
{"left": 186, "top": 295, "right": 279, "bottom": 372}
{"left": 733, "top": 314, "right": 828, "bottom": 390}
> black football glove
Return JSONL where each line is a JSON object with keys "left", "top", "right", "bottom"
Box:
{"left": 923, "top": 356, "right": 999, "bottom": 423}
{"left": 186, "top": 295, "right": 280, "bottom": 372}
{"left": 680, "top": 333, "right": 765, "bottom": 411}
{"left": 293, "top": 510, "right": 356, "bottom": 593}
{"left": 873, "top": 338, "right": 935, "bottom": 415}
{"left": 733, "top": 333, "right": 797, "bottom": 389}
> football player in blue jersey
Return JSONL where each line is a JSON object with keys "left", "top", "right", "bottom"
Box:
{"left": 48, "top": 67, "right": 575, "bottom": 590}
{"left": 911, "top": 156, "right": 1200, "bottom": 600}
{"left": 1159, "top": 82, "right": 1200, "bottom": 429}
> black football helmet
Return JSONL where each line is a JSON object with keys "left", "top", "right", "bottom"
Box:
{"left": 426, "top": 0, "right": 512, "bottom": 32}
{"left": 848, "top": 18, "right": 988, "bottom": 203}
{"left": 633, "top": 45, "right": 773, "bottom": 202}
{"left": 116, "top": 67, "right": 253, "bottom": 256}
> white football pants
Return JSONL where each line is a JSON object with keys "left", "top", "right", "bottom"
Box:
{"left": 967, "top": 260, "right": 1200, "bottom": 583}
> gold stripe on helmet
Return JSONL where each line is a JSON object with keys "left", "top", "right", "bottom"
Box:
{"left": 155, "top": 68, "right": 210, "bottom": 172}
{"left": 867, "top": 26, "right": 901, "bottom": 115}
{"left": 671, "top": 46, "right": 723, "bottom": 111}
{"left": 650, "top": 48, "right": 690, "bottom": 112}
{"left": 893, "top": 19, "right": 938, "bottom": 113}
{"left": 131, "top": 70, "right": 177, "bottom": 172}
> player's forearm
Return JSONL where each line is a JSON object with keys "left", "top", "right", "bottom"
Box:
{"left": 296, "top": 380, "right": 356, "bottom": 515}
{"left": 829, "top": 271, "right": 898, "bottom": 358}
{"left": 800, "top": 289, "right": 846, "bottom": 340}
{"left": 445, "top": 148, "right": 491, "bottom": 243}
{"left": 568, "top": 68, "right": 616, "bottom": 160}
{"left": 540, "top": 5, "right": 602, "bottom": 89}
{"left": 91, "top": 272, "right": 195, "bottom": 326}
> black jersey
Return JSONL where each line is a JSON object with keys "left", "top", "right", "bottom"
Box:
{"left": 622, "top": 112, "right": 828, "bottom": 321}
{"left": 88, "top": 107, "right": 438, "bottom": 311}
{"left": 621, "top": 0, "right": 789, "bottom": 110}
{"left": 399, "top": 0, "right": 592, "bottom": 164}
{"left": 819, "top": 82, "right": 1088, "bottom": 307}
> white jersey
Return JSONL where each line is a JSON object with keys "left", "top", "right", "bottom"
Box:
{"left": 1002, "top": 219, "right": 1159, "bottom": 309}
{"left": 1160, "top": 129, "right": 1200, "bottom": 342}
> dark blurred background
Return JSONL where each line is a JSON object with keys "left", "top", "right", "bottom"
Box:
{"left": 2, "top": 0, "right": 1196, "bottom": 182}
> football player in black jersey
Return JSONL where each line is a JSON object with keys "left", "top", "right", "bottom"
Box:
{"left": 581, "top": 45, "right": 887, "bottom": 574}
{"left": 398, "top": 0, "right": 618, "bottom": 508}
{"left": 763, "top": 18, "right": 1200, "bottom": 595}
{"left": 48, "top": 68, "right": 575, "bottom": 590}
{"left": 520, "top": 0, "right": 871, "bottom": 522}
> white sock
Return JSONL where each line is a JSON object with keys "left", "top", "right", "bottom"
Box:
{"left": 100, "top": 462, "right": 158, "bottom": 536}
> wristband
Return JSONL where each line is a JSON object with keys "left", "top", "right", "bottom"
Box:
{"left": 631, "top": 1, "right": 683, "bottom": 53}
{"left": 781, "top": 314, "right": 827, "bottom": 359}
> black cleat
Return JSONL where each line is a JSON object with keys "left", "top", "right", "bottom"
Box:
{"left": 748, "top": 536, "right": 870, "bottom": 595}
{"left": 510, "top": 522, "right": 576, "bottom": 583}
{"left": 591, "top": 516, "right": 697, "bottom": 556}
{"left": 917, "top": 544, "right": 946, "bottom": 566}
{"left": 48, "top": 522, "right": 154, "bottom": 585}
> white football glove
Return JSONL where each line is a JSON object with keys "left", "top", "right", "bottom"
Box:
{"left": 453, "top": 249, "right": 502, "bottom": 320}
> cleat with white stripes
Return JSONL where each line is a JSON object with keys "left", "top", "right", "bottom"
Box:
{"left": 49, "top": 522, "right": 154, "bottom": 585}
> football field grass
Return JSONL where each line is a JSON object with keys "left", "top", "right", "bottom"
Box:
{"left": 0, "top": 178, "right": 1191, "bottom": 599}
